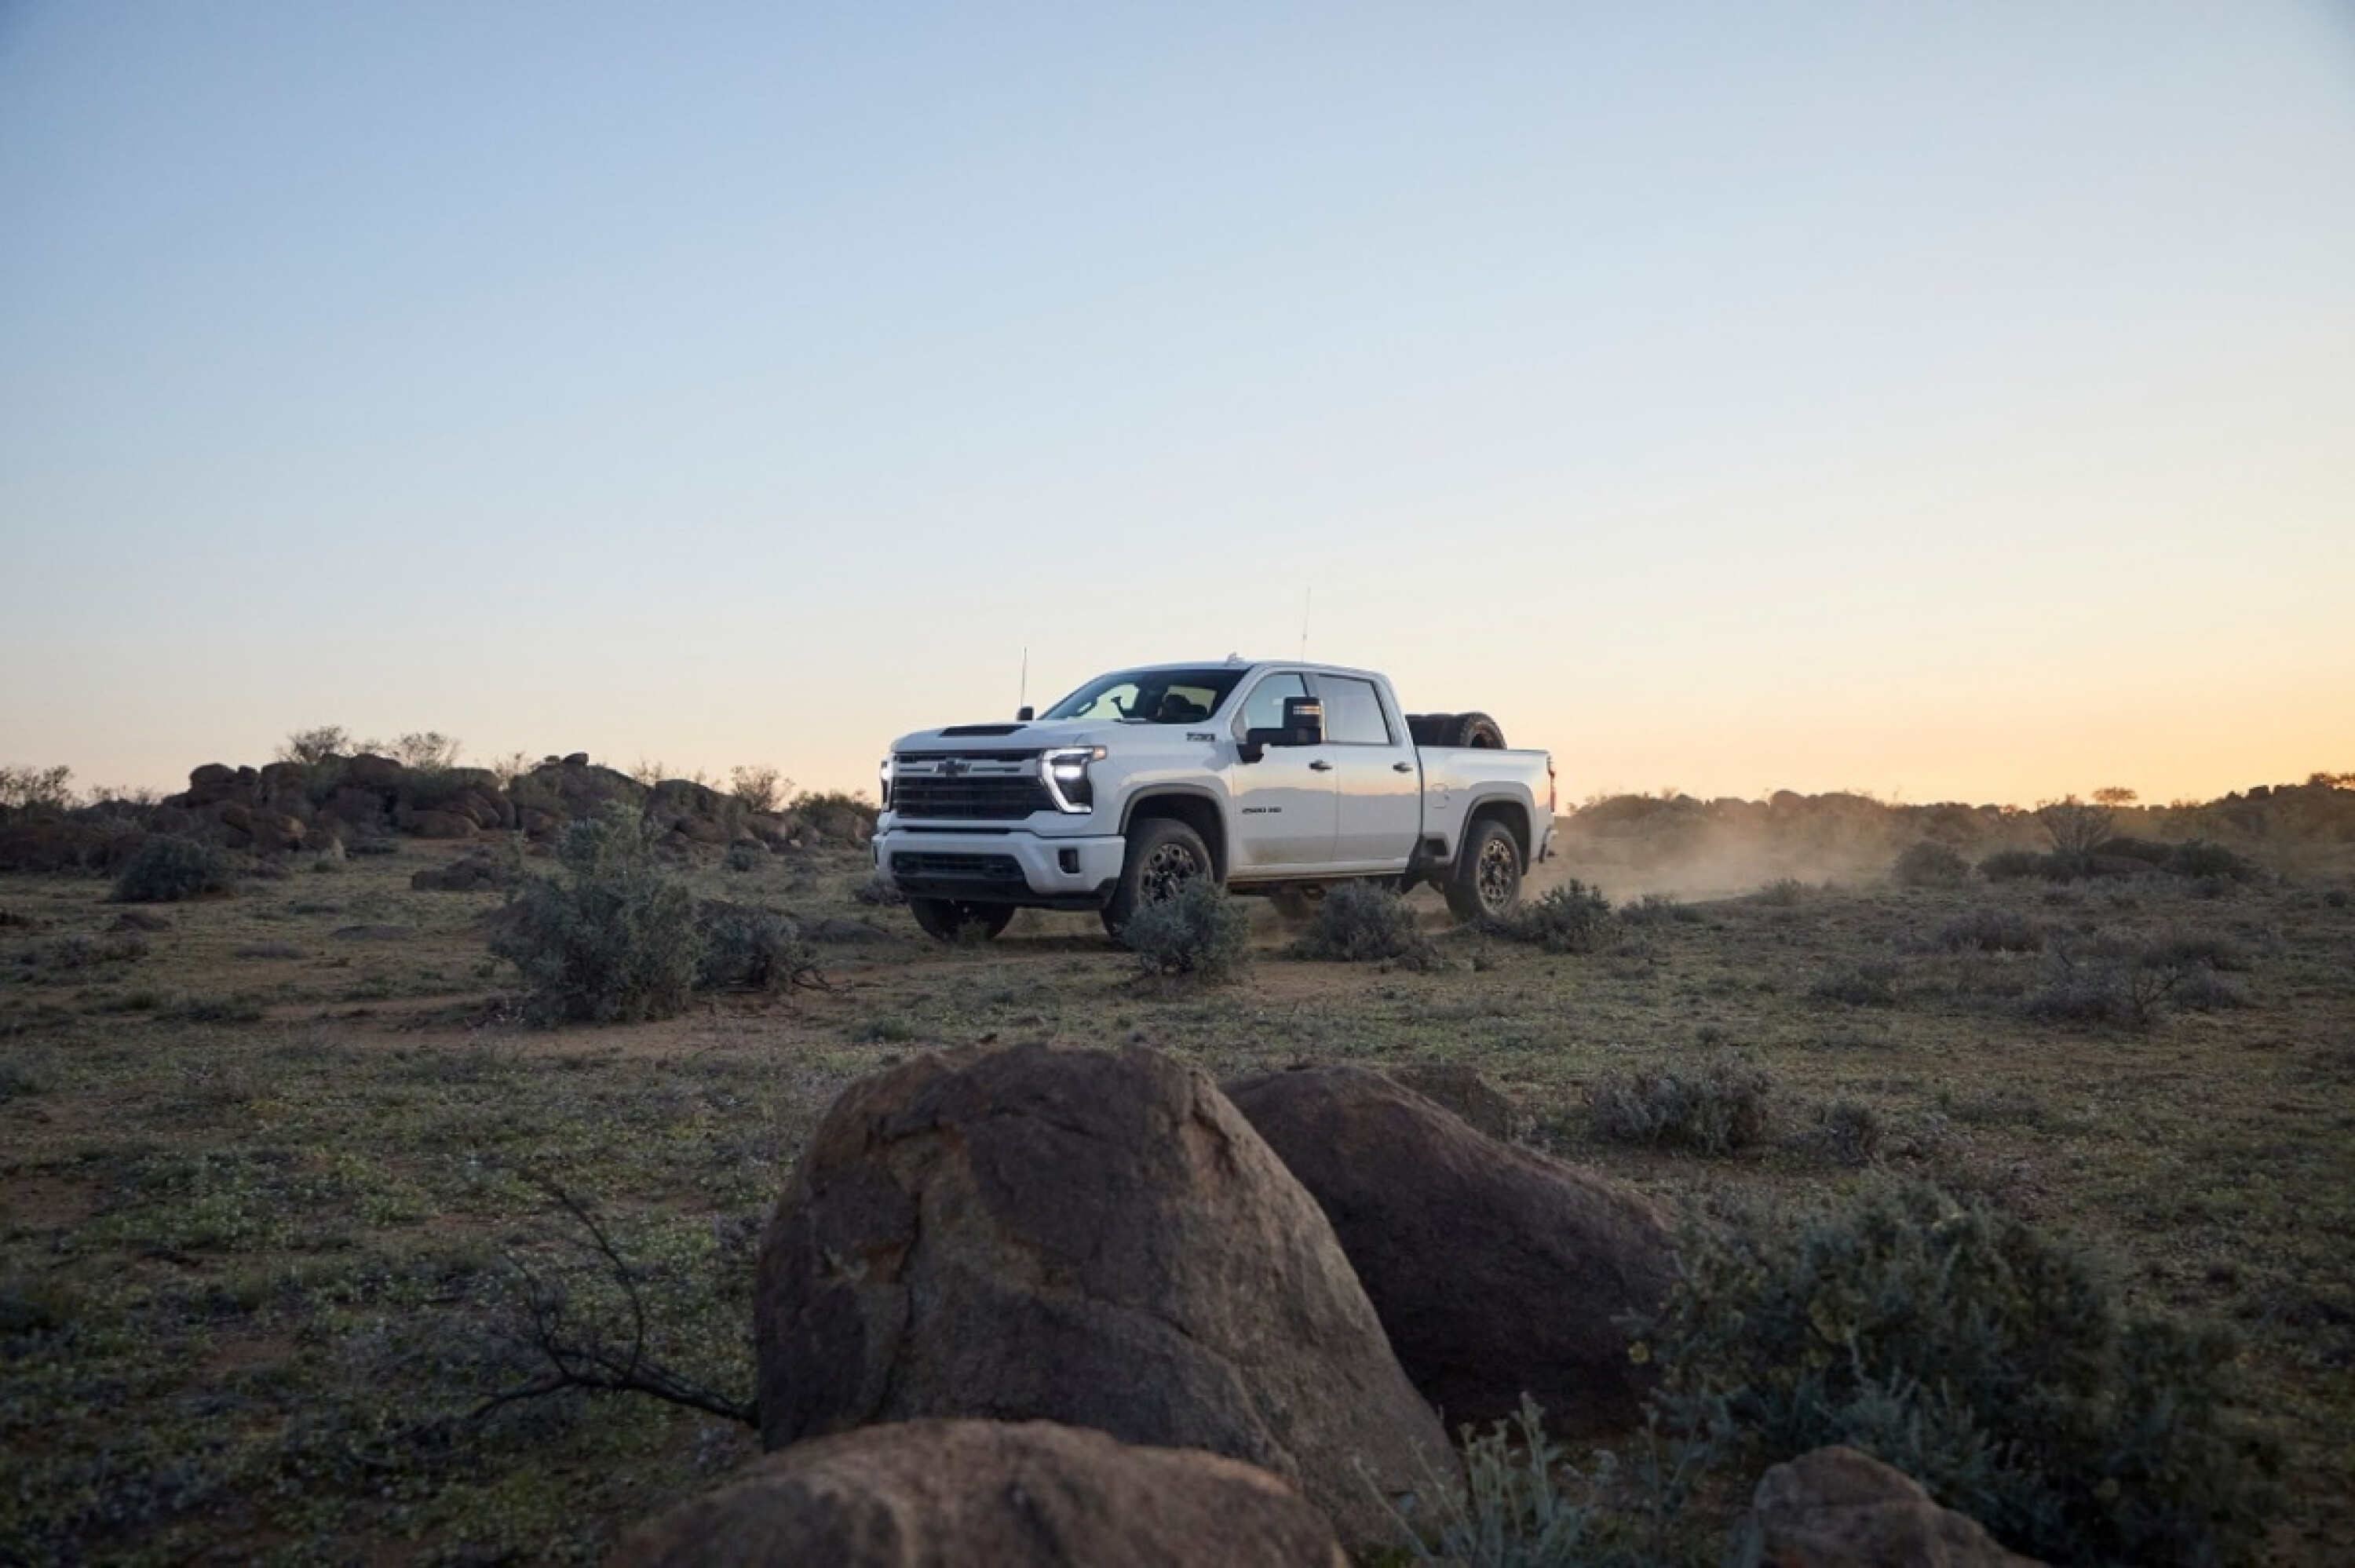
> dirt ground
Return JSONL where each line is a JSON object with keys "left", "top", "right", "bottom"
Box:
{"left": 2, "top": 836, "right": 2350, "bottom": 1563}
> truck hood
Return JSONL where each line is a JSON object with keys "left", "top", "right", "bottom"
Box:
{"left": 888, "top": 718, "right": 1130, "bottom": 754}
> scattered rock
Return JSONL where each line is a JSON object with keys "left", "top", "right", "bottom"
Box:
{"left": 1223, "top": 1063, "right": 1674, "bottom": 1436}
{"left": 1743, "top": 1446, "right": 2043, "bottom": 1567}
{"left": 756, "top": 1041, "right": 1453, "bottom": 1552}
{"left": 609, "top": 1419, "right": 1347, "bottom": 1568}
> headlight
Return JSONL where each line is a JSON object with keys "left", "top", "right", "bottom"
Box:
{"left": 1041, "top": 746, "right": 1105, "bottom": 814}
{"left": 878, "top": 757, "right": 894, "bottom": 810}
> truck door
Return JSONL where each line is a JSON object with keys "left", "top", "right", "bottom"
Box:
{"left": 1316, "top": 673, "right": 1421, "bottom": 870}
{"left": 1227, "top": 670, "right": 1338, "bottom": 869}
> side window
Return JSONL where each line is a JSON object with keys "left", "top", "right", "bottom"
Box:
{"left": 1236, "top": 672, "right": 1310, "bottom": 735}
{"left": 1318, "top": 676, "right": 1393, "bottom": 746}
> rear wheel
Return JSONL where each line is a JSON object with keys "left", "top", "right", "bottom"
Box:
{"left": 909, "top": 898, "right": 1015, "bottom": 943}
{"left": 1101, "top": 819, "right": 1214, "bottom": 937}
{"left": 1445, "top": 818, "right": 1523, "bottom": 922}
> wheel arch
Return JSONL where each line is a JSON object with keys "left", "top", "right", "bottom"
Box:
{"left": 1459, "top": 796, "right": 1532, "bottom": 870}
{"left": 1122, "top": 788, "right": 1229, "bottom": 882}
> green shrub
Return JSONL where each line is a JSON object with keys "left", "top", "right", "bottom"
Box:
{"left": 1619, "top": 892, "right": 1703, "bottom": 928}
{"left": 1892, "top": 841, "right": 1970, "bottom": 886}
{"left": 1588, "top": 1051, "right": 1772, "bottom": 1155}
{"left": 1756, "top": 877, "right": 1807, "bottom": 906}
{"left": 111, "top": 835, "right": 233, "bottom": 903}
{"left": 1638, "top": 1182, "right": 2277, "bottom": 1566}
{"left": 489, "top": 811, "right": 703, "bottom": 1024}
{"left": 1123, "top": 879, "right": 1251, "bottom": 982}
{"left": 1291, "top": 881, "right": 1435, "bottom": 968}
{"left": 721, "top": 842, "right": 762, "bottom": 874}
{"left": 2167, "top": 839, "right": 2258, "bottom": 882}
{"left": 1807, "top": 963, "right": 1898, "bottom": 1007}
{"left": 695, "top": 903, "right": 820, "bottom": 994}
{"left": 1931, "top": 906, "right": 2044, "bottom": 953}
{"left": 1490, "top": 881, "right": 1616, "bottom": 954}
{"left": 1977, "top": 849, "right": 2045, "bottom": 882}
{"left": 1800, "top": 1099, "right": 1886, "bottom": 1167}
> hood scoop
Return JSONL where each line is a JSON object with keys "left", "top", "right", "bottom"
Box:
{"left": 940, "top": 723, "right": 1029, "bottom": 736}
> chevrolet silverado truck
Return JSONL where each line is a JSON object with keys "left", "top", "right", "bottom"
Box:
{"left": 873, "top": 658, "right": 1556, "bottom": 942}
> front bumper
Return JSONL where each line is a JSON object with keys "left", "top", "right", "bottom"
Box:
{"left": 874, "top": 826, "right": 1127, "bottom": 908}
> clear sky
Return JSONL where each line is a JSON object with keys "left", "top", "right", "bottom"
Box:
{"left": 4, "top": 3, "right": 2350, "bottom": 808}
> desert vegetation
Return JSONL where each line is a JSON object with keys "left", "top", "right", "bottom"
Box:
{"left": 1, "top": 756, "right": 2350, "bottom": 1561}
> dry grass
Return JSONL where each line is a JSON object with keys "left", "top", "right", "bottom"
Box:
{"left": 2, "top": 837, "right": 2351, "bottom": 1561}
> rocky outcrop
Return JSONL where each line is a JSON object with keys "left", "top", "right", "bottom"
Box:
{"left": 608, "top": 1419, "right": 1347, "bottom": 1568}
{"left": 1223, "top": 1063, "right": 1675, "bottom": 1437}
{"left": 755, "top": 1041, "right": 1453, "bottom": 1552}
{"left": 1743, "top": 1446, "right": 2043, "bottom": 1567}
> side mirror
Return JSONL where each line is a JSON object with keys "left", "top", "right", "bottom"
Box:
{"left": 1017, "top": 706, "right": 1035, "bottom": 721}
{"left": 1281, "top": 696, "right": 1325, "bottom": 747}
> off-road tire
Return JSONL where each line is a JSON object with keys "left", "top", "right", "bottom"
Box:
{"left": 1101, "top": 818, "right": 1215, "bottom": 937}
{"left": 909, "top": 897, "right": 1015, "bottom": 943}
{"left": 1445, "top": 817, "right": 1523, "bottom": 923}
{"left": 1444, "top": 712, "right": 1506, "bottom": 749}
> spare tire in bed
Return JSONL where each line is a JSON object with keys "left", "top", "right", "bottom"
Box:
{"left": 1444, "top": 712, "right": 1506, "bottom": 749}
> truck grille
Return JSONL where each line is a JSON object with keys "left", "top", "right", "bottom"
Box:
{"left": 890, "top": 851, "right": 1024, "bottom": 883}
{"left": 892, "top": 753, "right": 1051, "bottom": 820}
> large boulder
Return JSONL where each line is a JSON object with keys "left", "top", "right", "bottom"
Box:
{"left": 1744, "top": 1446, "right": 2043, "bottom": 1567}
{"left": 1222, "top": 1064, "right": 1674, "bottom": 1437}
{"left": 756, "top": 1042, "right": 1452, "bottom": 1552}
{"left": 609, "top": 1419, "right": 1346, "bottom": 1568}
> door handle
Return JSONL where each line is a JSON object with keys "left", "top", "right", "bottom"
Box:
{"left": 1309, "top": 760, "right": 1334, "bottom": 772}
{"left": 1392, "top": 760, "right": 1414, "bottom": 772}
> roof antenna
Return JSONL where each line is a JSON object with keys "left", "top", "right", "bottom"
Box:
{"left": 1299, "top": 588, "right": 1312, "bottom": 660}
{"left": 1018, "top": 647, "right": 1028, "bottom": 710}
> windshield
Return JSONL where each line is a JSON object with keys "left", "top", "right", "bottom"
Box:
{"left": 1039, "top": 667, "right": 1245, "bottom": 725}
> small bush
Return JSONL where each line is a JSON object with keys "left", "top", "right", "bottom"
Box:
{"left": 1892, "top": 841, "right": 1970, "bottom": 887}
{"left": 1931, "top": 906, "right": 2044, "bottom": 953}
{"left": 490, "top": 811, "right": 703, "bottom": 1024}
{"left": 1807, "top": 963, "right": 1898, "bottom": 1007}
{"left": 2144, "top": 928, "right": 2251, "bottom": 972}
{"left": 1800, "top": 1099, "right": 1886, "bottom": 1167}
{"left": 1291, "top": 881, "right": 1436, "bottom": 968}
{"left": 696, "top": 903, "right": 820, "bottom": 994}
{"left": 852, "top": 873, "right": 905, "bottom": 907}
{"left": 1588, "top": 1051, "right": 1773, "bottom": 1155}
{"left": 721, "top": 843, "right": 762, "bottom": 874}
{"left": 1638, "top": 1183, "right": 2277, "bottom": 1566}
{"left": 1756, "top": 877, "right": 1806, "bottom": 906}
{"left": 1620, "top": 892, "right": 1703, "bottom": 928}
{"left": 111, "top": 835, "right": 233, "bottom": 903}
{"left": 1124, "top": 880, "right": 1251, "bottom": 982}
{"left": 1490, "top": 881, "right": 1616, "bottom": 954}
{"left": 1977, "top": 849, "right": 2045, "bottom": 882}
{"left": 2167, "top": 839, "right": 2258, "bottom": 882}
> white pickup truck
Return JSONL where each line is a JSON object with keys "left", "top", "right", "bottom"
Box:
{"left": 873, "top": 658, "right": 1556, "bottom": 941}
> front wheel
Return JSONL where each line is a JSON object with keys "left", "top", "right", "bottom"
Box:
{"left": 909, "top": 898, "right": 1015, "bottom": 943}
{"left": 1101, "top": 818, "right": 1215, "bottom": 937}
{"left": 1445, "top": 819, "right": 1523, "bottom": 922}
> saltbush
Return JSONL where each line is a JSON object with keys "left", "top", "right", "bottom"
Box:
{"left": 1587, "top": 1051, "right": 1772, "bottom": 1155}
{"left": 1932, "top": 906, "right": 2044, "bottom": 954}
{"left": 696, "top": 903, "right": 820, "bottom": 994}
{"left": 1123, "top": 879, "right": 1251, "bottom": 982}
{"left": 1291, "top": 881, "right": 1436, "bottom": 968}
{"left": 1638, "top": 1182, "right": 2277, "bottom": 1566}
{"left": 111, "top": 835, "right": 233, "bottom": 903}
{"left": 2167, "top": 839, "right": 2259, "bottom": 883}
{"left": 490, "top": 812, "right": 703, "bottom": 1024}
{"left": 1977, "top": 849, "right": 2045, "bottom": 882}
{"left": 1489, "top": 881, "right": 1616, "bottom": 954}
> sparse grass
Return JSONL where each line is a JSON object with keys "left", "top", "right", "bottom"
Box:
{"left": 0, "top": 841, "right": 2350, "bottom": 1562}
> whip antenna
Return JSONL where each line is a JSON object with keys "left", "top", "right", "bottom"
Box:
{"left": 1019, "top": 647, "right": 1028, "bottom": 710}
